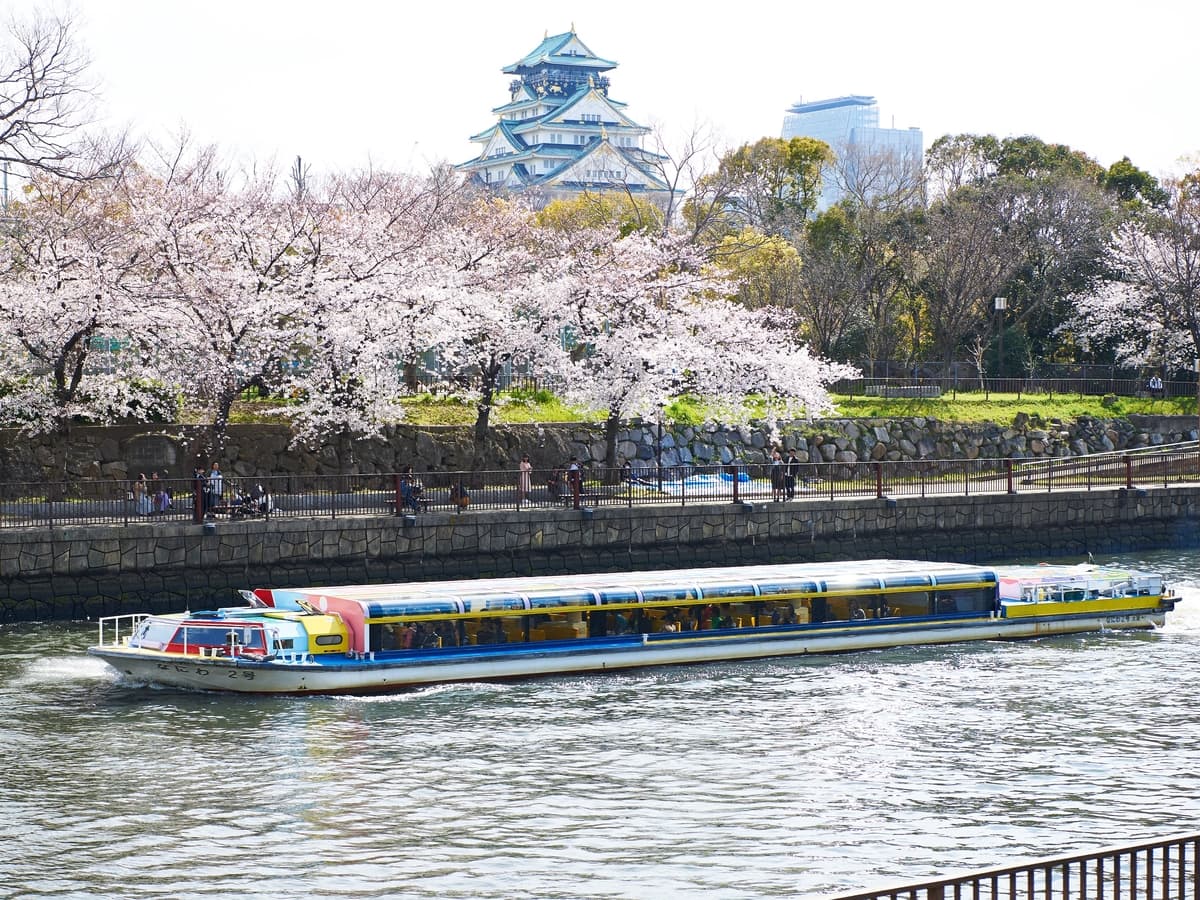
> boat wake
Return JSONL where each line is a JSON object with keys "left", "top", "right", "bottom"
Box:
{"left": 1161, "top": 586, "right": 1200, "bottom": 634}
{"left": 12, "top": 655, "right": 115, "bottom": 689}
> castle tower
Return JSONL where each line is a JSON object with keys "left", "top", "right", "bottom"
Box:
{"left": 457, "top": 28, "right": 673, "bottom": 204}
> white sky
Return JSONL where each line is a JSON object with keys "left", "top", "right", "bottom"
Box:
{"left": 14, "top": 0, "right": 1200, "bottom": 180}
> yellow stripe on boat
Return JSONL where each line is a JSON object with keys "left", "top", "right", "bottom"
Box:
{"left": 1004, "top": 596, "right": 1160, "bottom": 618}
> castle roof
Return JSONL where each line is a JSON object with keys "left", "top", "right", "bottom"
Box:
{"left": 502, "top": 30, "right": 617, "bottom": 74}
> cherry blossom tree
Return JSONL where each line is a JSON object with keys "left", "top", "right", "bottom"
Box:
{"left": 130, "top": 143, "right": 321, "bottom": 457}
{"left": 0, "top": 167, "right": 166, "bottom": 448}
{"left": 551, "top": 223, "right": 856, "bottom": 468}
{"left": 1064, "top": 176, "right": 1200, "bottom": 368}
{"left": 429, "top": 195, "right": 572, "bottom": 463}
{"left": 283, "top": 166, "right": 465, "bottom": 445}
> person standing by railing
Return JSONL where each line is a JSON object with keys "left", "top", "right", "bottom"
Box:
{"left": 517, "top": 455, "right": 532, "bottom": 505}
{"left": 192, "top": 466, "right": 207, "bottom": 520}
{"left": 566, "top": 456, "right": 582, "bottom": 508}
{"left": 770, "top": 448, "right": 785, "bottom": 502}
{"left": 206, "top": 462, "right": 223, "bottom": 517}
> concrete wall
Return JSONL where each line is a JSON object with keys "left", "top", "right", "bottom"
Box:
{"left": 4, "top": 486, "right": 1198, "bottom": 622}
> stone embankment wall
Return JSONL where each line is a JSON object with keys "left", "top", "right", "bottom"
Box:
{"left": 0, "top": 414, "right": 1195, "bottom": 484}
{"left": 4, "top": 486, "right": 1198, "bottom": 622}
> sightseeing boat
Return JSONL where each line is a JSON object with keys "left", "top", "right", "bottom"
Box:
{"left": 88, "top": 559, "right": 1178, "bottom": 695}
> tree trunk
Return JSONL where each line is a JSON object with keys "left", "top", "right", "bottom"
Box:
{"left": 472, "top": 358, "right": 501, "bottom": 471}
{"left": 602, "top": 408, "right": 622, "bottom": 484}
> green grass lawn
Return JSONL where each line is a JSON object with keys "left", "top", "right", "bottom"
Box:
{"left": 833, "top": 392, "right": 1195, "bottom": 423}
{"left": 211, "top": 389, "right": 1198, "bottom": 429}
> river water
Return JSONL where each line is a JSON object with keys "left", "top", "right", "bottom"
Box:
{"left": 2, "top": 549, "right": 1199, "bottom": 899}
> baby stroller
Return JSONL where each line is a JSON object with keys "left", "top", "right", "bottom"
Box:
{"left": 229, "top": 483, "right": 273, "bottom": 518}
{"left": 249, "top": 483, "right": 274, "bottom": 516}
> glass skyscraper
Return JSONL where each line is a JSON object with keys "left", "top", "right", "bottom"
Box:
{"left": 782, "top": 95, "right": 922, "bottom": 209}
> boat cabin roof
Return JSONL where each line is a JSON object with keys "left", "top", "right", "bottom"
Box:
{"left": 255, "top": 560, "right": 1000, "bottom": 620}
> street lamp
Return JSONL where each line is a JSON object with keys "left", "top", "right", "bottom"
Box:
{"left": 994, "top": 297, "right": 1007, "bottom": 383}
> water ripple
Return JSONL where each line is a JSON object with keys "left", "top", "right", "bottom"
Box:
{"left": 2, "top": 550, "right": 1200, "bottom": 898}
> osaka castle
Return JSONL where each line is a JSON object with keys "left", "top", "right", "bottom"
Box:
{"left": 456, "top": 28, "right": 673, "bottom": 205}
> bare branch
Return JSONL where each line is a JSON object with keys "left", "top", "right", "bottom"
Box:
{"left": 0, "top": 9, "right": 131, "bottom": 180}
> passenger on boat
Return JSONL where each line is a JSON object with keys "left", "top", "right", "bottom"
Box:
{"left": 612, "top": 610, "right": 630, "bottom": 634}
{"left": 476, "top": 619, "right": 507, "bottom": 644}
{"left": 660, "top": 611, "right": 680, "bottom": 633}
{"left": 380, "top": 625, "right": 402, "bottom": 650}
{"left": 771, "top": 605, "right": 797, "bottom": 626}
{"left": 851, "top": 601, "right": 868, "bottom": 620}
{"left": 434, "top": 621, "right": 458, "bottom": 647}
{"left": 629, "top": 609, "right": 652, "bottom": 635}
{"left": 412, "top": 623, "right": 439, "bottom": 649}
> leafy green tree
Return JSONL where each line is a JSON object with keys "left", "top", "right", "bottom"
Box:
{"left": 702, "top": 136, "right": 832, "bottom": 238}
{"left": 535, "top": 192, "right": 663, "bottom": 236}
{"left": 1102, "top": 157, "right": 1169, "bottom": 208}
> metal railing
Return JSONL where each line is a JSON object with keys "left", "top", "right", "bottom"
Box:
{"left": 823, "top": 831, "right": 1200, "bottom": 899}
{"left": 832, "top": 376, "right": 1200, "bottom": 401}
{"left": 0, "top": 445, "right": 1197, "bottom": 529}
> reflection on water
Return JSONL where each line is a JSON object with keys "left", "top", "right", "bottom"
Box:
{"left": 2, "top": 550, "right": 1199, "bottom": 899}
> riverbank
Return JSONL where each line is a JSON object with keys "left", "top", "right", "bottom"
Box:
{"left": 4, "top": 484, "right": 1199, "bottom": 622}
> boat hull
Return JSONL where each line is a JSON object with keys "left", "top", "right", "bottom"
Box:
{"left": 88, "top": 607, "right": 1168, "bottom": 695}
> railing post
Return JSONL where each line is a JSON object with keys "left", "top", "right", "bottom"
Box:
{"left": 193, "top": 479, "right": 204, "bottom": 524}
{"left": 393, "top": 473, "right": 403, "bottom": 516}
{"left": 1006, "top": 459, "right": 1014, "bottom": 494}
{"left": 730, "top": 464, "right": 740, "bottom": 504}
{"left": 571, "top": 469, "right": 581, "bottom": 510}
{"left": 875, "top": 462, "right": 883, "bottom": 499}
{"left": 1125, "top": 455, "right": 1133, "bottom": 490}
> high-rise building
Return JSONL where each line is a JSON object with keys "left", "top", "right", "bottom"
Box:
{"left": 457, "top": 29, "right": 673, "bottom": 205}
{"left": 782, "top": 95, "right": 923, "bottom": 209}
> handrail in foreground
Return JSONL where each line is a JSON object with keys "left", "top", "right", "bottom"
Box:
{"left": 822, "top": 831, "right": 1199, "bottom": 900}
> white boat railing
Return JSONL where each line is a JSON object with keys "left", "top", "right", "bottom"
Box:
{"left": 97, "top": 613, "right": 149, "bottom": 647}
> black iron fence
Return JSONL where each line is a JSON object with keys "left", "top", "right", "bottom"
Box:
{"left": 0, "top": 444, "right": 1196, "bottom": 529}
{"left": 823, "top": 831, "right": 1199, "bottom": 899}
{"left": 832, "top": 375, "right": 1200, "bottom": 401}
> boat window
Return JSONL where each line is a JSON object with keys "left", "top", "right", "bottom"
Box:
{"left": 174, "top": 625, "right": 254, "bottom": 647}
{"left": 640, "top": 586, "right": 698, "bottom": 603}
{"left": 821, "top": 576, "right": 883, "bottom": 593}
{"left": 598, "top": 590, "right": 639, "bottom": 605}
{"left": 880, "top": 574, "right": 933, "bottom": 589}
{"left": 933, "top": 571, "right": 997, "bottom": 588}
{"left": 473, "top": 596, "right": 528, "bottom": 611}
{"left": 132, "top": 619, "right": 178, "bottom": 650}
{"left": 314, "top": 634, "right": 343, "bottom": 646}
{"left": 698, "top": 584, "right": 757, "bottom": 600}
{"left": 366, "top": 599, "right": 462, "bottom": 618}
{"left": 934, "top": 588, "right": 995, "bottom": 614}
{"left": 526, "top": 592, "right": 596, "bottom": 609}
{"left": 757, "top": 581, "right": 819, "bottom": 596}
